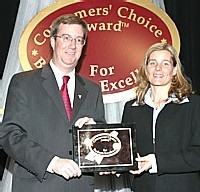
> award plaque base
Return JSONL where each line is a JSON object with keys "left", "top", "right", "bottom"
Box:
{"left": 72, "top": 123, "right": 137, "bottom": 172}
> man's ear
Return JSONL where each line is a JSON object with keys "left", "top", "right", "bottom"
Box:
{"left": 50, "top": 36, "right": 55, "bottom": 50}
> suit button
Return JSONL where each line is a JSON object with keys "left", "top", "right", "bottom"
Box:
{"left": 69, "top": 129, "right": 72, "bottom": 133}
{"left": 69, "top": 150, "right": 72, "bottom": 155}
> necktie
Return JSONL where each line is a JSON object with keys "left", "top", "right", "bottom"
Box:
{"left": 61, "top": 76, "right": 72, "bottom": 120}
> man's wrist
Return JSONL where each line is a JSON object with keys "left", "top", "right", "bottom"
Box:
{"left": 47, "top": 156, "right": 59, "bottom": 173}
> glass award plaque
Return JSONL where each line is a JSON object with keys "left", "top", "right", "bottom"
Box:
{"left": 72, "top": 123, "right": 137, "bottom": 172}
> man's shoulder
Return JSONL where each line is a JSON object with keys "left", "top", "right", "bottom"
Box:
{"left": 76, "top": 74, "right": 100, "bottom": 88}
{"left": 11, "top": 68, "right": 42, "bottom": 85}
{"left": 14, "top": 68, "right": 41, "bottom": 77}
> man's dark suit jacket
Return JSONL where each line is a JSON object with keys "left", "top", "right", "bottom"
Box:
{"left": 0, "top": 64, "right": 105, "bottom": 192}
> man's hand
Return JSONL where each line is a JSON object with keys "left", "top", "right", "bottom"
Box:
{"left": 52, "top": 158, "right": 82, "bottom": 180}
{"left": 74, "top": 117, "right": 96, "bottom": 128}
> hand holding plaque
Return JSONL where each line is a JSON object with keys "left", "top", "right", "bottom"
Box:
{"left": 72, "top": 123, "right": 137, "bottom": 172}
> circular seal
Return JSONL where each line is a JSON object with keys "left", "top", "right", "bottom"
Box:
{"left": 19, "top": 0, "right": 180, "bottom": 103}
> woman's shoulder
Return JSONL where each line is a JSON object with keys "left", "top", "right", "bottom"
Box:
{"left": 124, "top": 98, "right": 137, "bottom": 107}
{"left": 186, "top": 94, "right": 200, "bottom": 108}
{"left": 188, "top": 94, "right": 200, "bottom": 101}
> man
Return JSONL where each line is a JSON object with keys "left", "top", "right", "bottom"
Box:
{"left": 0, "top": 14, "right": 105, "bottom": 192}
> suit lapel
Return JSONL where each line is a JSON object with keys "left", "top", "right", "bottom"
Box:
{"left": 72, "top": 75, "right": 87, "bottom": 120}
{"left": 41, "top": 64, "right": 69, "bottom": 123}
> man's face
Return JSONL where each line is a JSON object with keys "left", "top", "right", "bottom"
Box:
{"left": 50, "top": 23, "right": 85, "bottom": 73}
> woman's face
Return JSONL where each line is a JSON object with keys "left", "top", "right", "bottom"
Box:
{"left": 146, "top": 50, "right": 177, "bottom": 87}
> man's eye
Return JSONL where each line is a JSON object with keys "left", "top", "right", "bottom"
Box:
{"left": 76, "top": 38, "right": 83, "bottom": 43}
{"left": 64, "top": 36, "right": 70, "bottom": 41}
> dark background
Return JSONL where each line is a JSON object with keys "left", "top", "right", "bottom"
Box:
{"left": 0, "top": 0, "right": 20, "bottom": 179}
{"left": 0, "top": 0, "right": 20, "bottom": 79}
{"left": 0, "top": 0, "right": 200, "bottom": 178}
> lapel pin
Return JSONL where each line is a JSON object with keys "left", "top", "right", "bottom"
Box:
{"left": 78, "top": 94, "right": 82, "bottom": 99}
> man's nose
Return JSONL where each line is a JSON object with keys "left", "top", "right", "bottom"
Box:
{"left": 68, "top": 39, "right": 76, "bottom": 48}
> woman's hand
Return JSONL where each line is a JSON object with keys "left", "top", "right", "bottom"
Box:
{"left": 130, "top": 153, "right": 153, "bottom": 175}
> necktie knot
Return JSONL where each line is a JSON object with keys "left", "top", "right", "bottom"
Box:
{"left": 63, "top": 75, "right": 70, "bottom": 84}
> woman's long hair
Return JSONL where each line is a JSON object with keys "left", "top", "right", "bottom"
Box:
{"left": 135, "top": 43, "right": 193, "bottom": 105}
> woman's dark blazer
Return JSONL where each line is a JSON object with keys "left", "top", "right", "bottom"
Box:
{"left": 122, "top": 95, "right": 200, "bottom": 192}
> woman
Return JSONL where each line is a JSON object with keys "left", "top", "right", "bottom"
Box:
{"left": 122, "top": 43, "right": 200, "bottom": 192}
